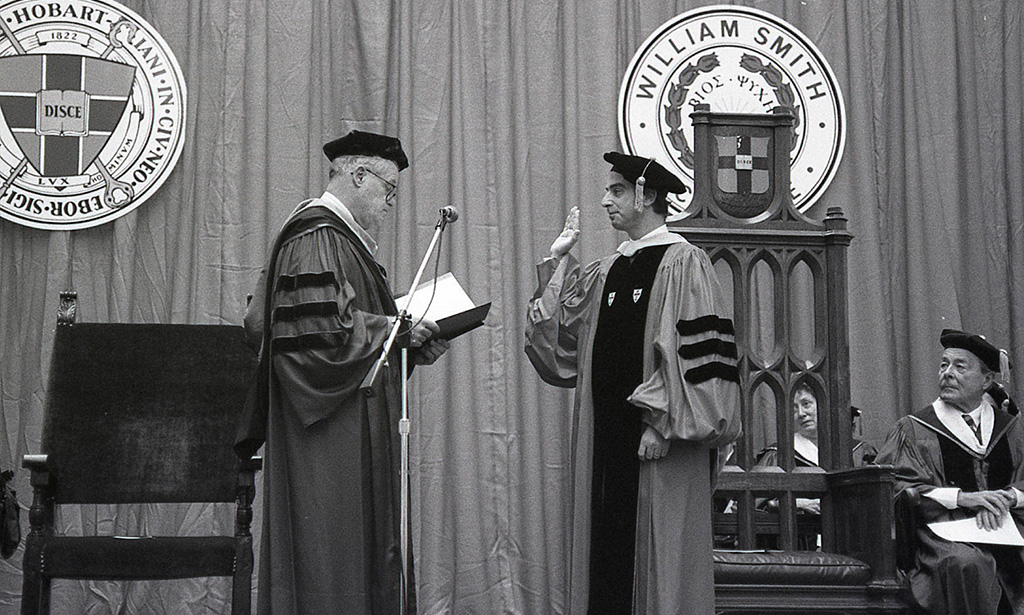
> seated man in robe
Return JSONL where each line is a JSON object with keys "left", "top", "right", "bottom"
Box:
{"left": 876, "top": 329, "right": 1024, "bottom": 615}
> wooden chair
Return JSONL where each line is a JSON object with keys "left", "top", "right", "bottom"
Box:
{"left": 21, "top": 293, "right": 261, "bottom": 615}
{"left": 672, "top": 107, "right": 905, "bottom": 613}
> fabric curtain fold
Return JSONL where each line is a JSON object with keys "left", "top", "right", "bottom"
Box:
{"left": 1, "top": 1, "right": 1023, "bottom": 613}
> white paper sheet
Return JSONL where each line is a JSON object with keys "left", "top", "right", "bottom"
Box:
{"left": 927, "top": 515, "right": 1024, "bottom": 546}
{"left": 398, "top": 272, "right": 476, "bottom": 321}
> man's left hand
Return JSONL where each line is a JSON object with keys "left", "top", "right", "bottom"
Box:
{"left": 638, "top": 425, "right": 670, "bottom": 461}
{"left": 412, "top": 338, "right": 450, "bottom": 365}
{"left": 975, "top": 509, "right": 1005, "bottom": 532}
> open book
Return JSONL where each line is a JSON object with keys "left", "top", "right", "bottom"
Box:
{"left": 397, "top": 272, "right": 490, "bottom": 340}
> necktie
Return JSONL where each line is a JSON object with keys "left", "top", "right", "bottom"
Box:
{"left": 962, "top": 414, "right": 984, "bottom": 446}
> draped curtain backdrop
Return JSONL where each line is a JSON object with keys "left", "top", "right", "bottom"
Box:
{"left": 0, "top": 0, "right": 1022, "bottom": 612}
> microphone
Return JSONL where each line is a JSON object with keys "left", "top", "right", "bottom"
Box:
{"left": 439, "top": 206, "right": 459, "bottom": 222}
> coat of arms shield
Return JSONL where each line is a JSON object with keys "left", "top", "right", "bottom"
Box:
{"left": 713, "top": 132, "right": 774, "bottom": 219}
{"left": 0, "top": 54, "right": 134, "bottom": 177}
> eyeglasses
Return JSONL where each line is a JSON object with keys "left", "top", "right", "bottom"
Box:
{"left": 361, "top": 167, "right": 397, "bottom": 202}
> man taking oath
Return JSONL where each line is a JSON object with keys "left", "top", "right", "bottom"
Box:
{"left": 525, "top": 152, "right": 741, "bottom": 615}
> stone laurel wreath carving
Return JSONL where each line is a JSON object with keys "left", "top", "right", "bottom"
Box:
{"left": 664, "top": 53, "right": 720, "bottom": 170}
{"left": 738, "top": 54, "right": 801, "bottom": 150}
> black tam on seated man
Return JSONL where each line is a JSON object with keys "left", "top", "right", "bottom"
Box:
{"left": 876, "top": 329, "right": 1024, "bottom": 615}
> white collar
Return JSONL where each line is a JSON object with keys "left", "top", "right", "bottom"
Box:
{"left": 793, "top": 432, "right": 819, "bottom": 465}
{"left": 288, "top": 191, "right": 378, "bottom": 256}
{"left": 615, "top": 225, "right": 685, "bottom": 257}
{"left": 933, "top": 398, "right": 993, "bottom": 453}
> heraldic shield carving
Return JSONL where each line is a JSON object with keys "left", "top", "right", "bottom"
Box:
{"left": 714, "top": 132, "right": 773, "bottom": 218}
{"left": 0, "top": 54, "right": 134, "bottom": 177}
{"left": 0, "top": 1, "right": 187, "bottom": 231}
{"left": 686, "top": 104, "right": 803, "bottom": 225}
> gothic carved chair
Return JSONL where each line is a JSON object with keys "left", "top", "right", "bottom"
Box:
{"left": 21, "top": 293, "right": 261, "bottom": 615}
{"left": 670, "top": 107, "right": 904, "bottom": 613}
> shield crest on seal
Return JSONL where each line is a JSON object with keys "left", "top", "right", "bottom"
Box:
{"left": 714, "top": 133, "right": 774, "bottom": 219}
{"left": 717, "top": 134, "right": 770, "bottom": 194}
{"left": 0, "top": 54, "right": 134, "bottom": 177}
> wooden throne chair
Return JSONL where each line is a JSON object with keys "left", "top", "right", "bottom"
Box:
{"left": 670, "top": 106, "right": 904, "bottom": 613}
{"left": 21, "top": 293, "right": 261, "bottom": 615}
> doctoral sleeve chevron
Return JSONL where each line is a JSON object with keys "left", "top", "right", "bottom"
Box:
{"left": 627, "top": 243, "right": 742, "bottom": 446}
{"left": 675, "top": 316, "right": 739, "bottom": 385}
{"left": 269, "top": 224, "right": 392, "bottom": 427}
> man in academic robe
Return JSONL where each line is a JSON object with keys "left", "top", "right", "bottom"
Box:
{"left": 876, "top": 329, "right": 1024, "bottom": 615}
{"left": 524, "top": 152, "right": 742, "bottom": 615}
{"left": 236, "top": 130, "right": 449, "bottom": 615}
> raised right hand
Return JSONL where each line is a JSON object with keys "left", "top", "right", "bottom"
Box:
{"left": 549, "top": 206, "right": 580, "bottom": 259}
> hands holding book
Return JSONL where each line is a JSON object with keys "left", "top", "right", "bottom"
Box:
{"left": 399, "top": 272, "right": 490, "bottom": 343}
{"left": 408, "top": 318, "right": 450, "bottom": 365}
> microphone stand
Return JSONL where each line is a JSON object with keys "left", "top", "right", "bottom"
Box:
{"left": 359, "top": 208, "right": 454, "bottom": 615}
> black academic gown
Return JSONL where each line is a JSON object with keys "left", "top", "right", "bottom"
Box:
{"left": 876, "top": 403, "right": 1024, "bottom": 615}
{"left": 239, "top": 201, "right": 406, "bottom": 615}
{"left": 588, "top": 245, "right": 669, "bottom": 614}
{"left": 525, "top": 236, "right": 742, "bottom": 615}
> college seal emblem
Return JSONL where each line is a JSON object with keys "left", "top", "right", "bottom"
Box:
{"left": 0, "top": 0, "right": 186, "bottom": 230}
{"left": 618, "top": 5, "right": 845, "bottom": 217}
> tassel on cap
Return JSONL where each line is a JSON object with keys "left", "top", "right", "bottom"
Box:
{"left": 603, "top": 151, "right": 687, "bottom": 195}
{"left": 634, "top": 176, "right": 646, "bottom": 211}
{"left": 634, "top": 159, "right": 653, "bottom": 212}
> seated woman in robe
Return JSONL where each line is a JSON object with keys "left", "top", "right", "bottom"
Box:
{"left": 752, "top": 384, "right": 877, "bottom": 549}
